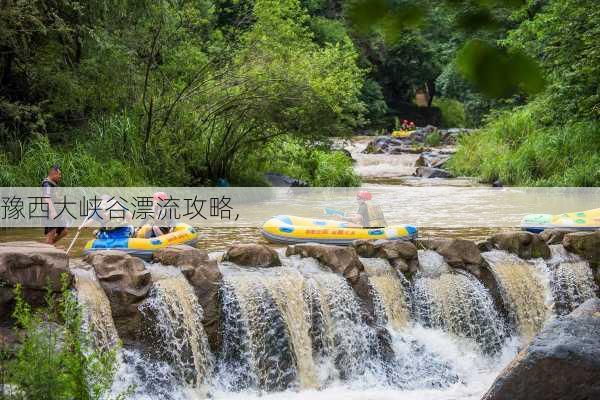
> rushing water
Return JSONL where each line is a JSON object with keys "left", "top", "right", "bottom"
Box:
{"left": 481, "top": 250, "right": 552, "bottom": 340}
{"left": 546, "top": 245, "right": 598, "bottom": 315}
{"left": 72, "top": 263, "right": 119, "bottom": 349}
{"left": 68, "top": 245, "right": 598, "bottom": 400}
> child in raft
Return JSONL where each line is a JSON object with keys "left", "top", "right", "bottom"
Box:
{"left": 78, "top": 195, "right": 135, "bottom": 239}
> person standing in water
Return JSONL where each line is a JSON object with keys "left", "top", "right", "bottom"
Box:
{"left": 341, "top": 190, "right": 387, "bottom": 228}
{"left": 42, "top": 165, "right": 69, "bottom": 245}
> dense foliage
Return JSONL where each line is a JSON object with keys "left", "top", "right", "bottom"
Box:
{"left": 0, "top": 0, "right": 597, "bottom": 186}
{"left": 450, "top": 0, "right": 600, "bottom": 186}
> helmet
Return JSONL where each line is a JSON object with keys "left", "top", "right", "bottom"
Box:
{"left": 153, "top": 191, "right": 169, "bottom": 202}
{"left": 356, "top": 191, "right": 372, "bottom": 201}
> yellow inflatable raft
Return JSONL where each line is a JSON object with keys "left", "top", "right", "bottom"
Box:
{"left": 261, "top": 215, "right": 417, "bottom": 245}
{"left": 521, "top": 208, "right": 600, "bottom": 233}
{"left": 84, "top": 223, "right": 199, "bottom": 260}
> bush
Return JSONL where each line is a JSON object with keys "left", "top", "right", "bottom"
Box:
{"left": 2, "top": 276, "right": 120, "bottom": 400}
{"left": 233, "top": 139, "right": 361, "bottom": 187}
{"left": 448, "top": 105, "right": 600, "bottom": 186}
{"left": 424, "top": 131, "right": 442, "bottom": 147}
{"left": 432, "top": 97, "right": 466, "bottom": 128}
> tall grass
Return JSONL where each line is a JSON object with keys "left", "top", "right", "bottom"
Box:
{"left": 449, "top": 106, "right": 600, "bottom": 186}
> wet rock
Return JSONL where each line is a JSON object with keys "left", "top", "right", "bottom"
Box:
{"left": 84, "top": 250, "right": 152, "bottom": 343}
{"left": 414, "top": 166, "right": 453, "bottom": 179}
{"left": 539, "top": 228, "right": 577, "bottom": 245}
{"left": 409, "top": 125, "right": 438, "bottom": 142}
{"left": 264, "top": 172, "right": 308, "bottom": 187}
{"left": 0, "top": 242, "right": 70, "bottom": 317}
{"left": 414, "top": 151, "right": 451, "bottom": 169}
{"left": 489, "top": 231, "right": 551, "bottom": 259}
{"left": 352, "top": 239, "right": 418, "bottom": 273}
{"left": 563, "top": 231, "right": 600, "bottom": 264}
{"left": 482, "top": 298, "right": 600, "bottom": 400}
{"left": 223, "top": 244, "right": 281, "bottom": 268}
{"left": 286, "top": 243, "right": 364, "bottom": 284}
{"left": 417, "top": 239, "right": 482, "bottom": 277}
{"left": 351, "top": 272, "right": 377, "bottom": 324}
{"left": 153, "top": 245, "right": 223, "bottom": 351}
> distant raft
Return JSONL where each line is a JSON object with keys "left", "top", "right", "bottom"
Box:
{"left": 521, "top": 208, "right": 600, "bottom": 233}
{"left": 84, "top": 223, "right": 199, "bottom": 260}
{"left": 261, "top": 215, "right": 417, "bottom": 245}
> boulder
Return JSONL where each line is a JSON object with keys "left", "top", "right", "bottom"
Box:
{"left": 0, "top": 242, "right": 70, "bottom": 317}
{"left": 352, "top": 239, "right": 418, "bottom": 273}
{"left": 562, "top": 231, "right": 600, "bottom": 264}
{"left": 482, "top": 298, "right": 600, "bottom": 400}
{"left": 152, "top": 245, "right": 222, "bottom": 351}
{"left": 286, "top": 243, "right": 364, "bottom": 285}
{"left": 539, "top": 228, "right": 576, "bottom": 245}
{"left": 489, "top": 231, "right": 551, "bottom": 259}
{"left": 223, "top": 244, "right": 281, "bottom": 268}
{"left": 414, "top": 151, "right": 451, "bottom": 169}
{"left": 414, "top": 166, "right": 453, "bottom": 179}
{"left": 84, "top": 251, "right": 151, "bottom": 343}
{"left": 417, "top": 239, "right": 482, "bottom": 277}
{"left": 264, "top": 172, "right": 308, "bottom": 187}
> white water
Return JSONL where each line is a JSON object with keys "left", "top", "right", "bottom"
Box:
{"left": 94, "top": 248, "right": 597, "bottom": 400}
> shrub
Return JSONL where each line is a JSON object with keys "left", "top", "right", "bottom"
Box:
{"left": 432, "top": 97, "right": 466, "bottom": 128}
{"left": 424, "top": 131, "right": 442, "bottom": 147}
{"left": 2, "top": 276, "right": 120, "bottom": 400}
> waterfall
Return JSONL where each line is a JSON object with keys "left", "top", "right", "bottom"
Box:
{"left": 360, "top": 258, "right": 461, "bottom": 389}
{"left": 71, "top": 264, "right": 119, "bottom": 349}
{"left": 303, "top": 267, "right": 373, "bottom": 382}
{"left": 140, "top": 264, "right": 214, "bottom": 387}
{"left": 546, "top": 245, "right": 598, "bottom": 315}
{"left": 412, "top": 271, "right": 506, "bottom": 354}
{"left": 217, "top": 264, "right": 317, "bottom": 391}
{"left": 362, "top": 258, "right": 411, "bottom": 330}
{"left": 481, "top": 250, "right": 551, "bottom": 340}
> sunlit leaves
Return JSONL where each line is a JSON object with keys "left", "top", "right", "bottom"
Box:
{"left": 457, "top": 39, "right": 544, "bottom": 98}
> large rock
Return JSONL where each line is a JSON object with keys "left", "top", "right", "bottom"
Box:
{"left": 264, "top": 172, "right": 308, "bottom": 187}
{"left": 152, "top": 245, "right": 222, "bottom": 351}
{"left": 482, "top": 298, "right": 600, "bottom": 400}
{"left": 286, "top": 243, "right": 364, "bottom": 285}
{"left": 0, "top": 242, "right": 70, "bottom": 317}
{"left": 417, "top": 239, "right": 482, "bottom": 277}
{"left": 223, "top": 244, "right": 281, "bottom": 268}
{"left": 84, "top": 251, "right": 151, "bottom": 343}
{"left": 538, "top": 228, "right": 576, "bottom": 245}
{"left": 414, "top": 166, "right": 453, "bottom": 179}
{"left": 563, "top": 231, "right": 600, "bottom": 264}
{"left": 489, "top": 231, "right": 551, "bottom": 259}
{"left": 352, "top": 239, "right": 418, "bottom": 273}
{"left": 414, "top": 151, "right": 452, "bottom": 169}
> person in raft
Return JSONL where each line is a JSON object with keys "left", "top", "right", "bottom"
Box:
{"left": 136, "top": 191, "right": 176, "bottom": 238}
{"left": 340, "top": 190, "right": 387, "bottom": 228}
{"left": 42, "top": 165, "right": 69, "bottom": 245}
{"left": 78, "top": 195, "right": 135, "bottom": 239}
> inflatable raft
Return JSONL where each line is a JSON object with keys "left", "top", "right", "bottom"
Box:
{"left": 84, "top": 223, "right": 199, "bottom": 260}
{"left": 261, "top": 215, "right": 417, "bottom": 245}
{"left": 521, "top": 208, "right": 600, "bottom": 233}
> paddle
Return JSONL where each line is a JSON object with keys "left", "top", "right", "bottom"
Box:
{"left": 323, "top": 207, "right": 347, "bottom": 218}
{"left": 65, "top": 215, "right": 89, "bottom": 255}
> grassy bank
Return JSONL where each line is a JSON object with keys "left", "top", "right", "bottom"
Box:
{"left": 449, "top": 106, "right": 600, "bottom": 186}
